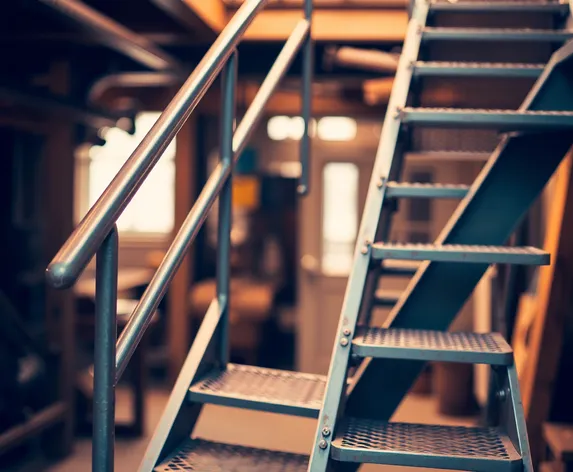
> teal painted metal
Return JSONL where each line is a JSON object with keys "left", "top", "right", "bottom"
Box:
{"left": 400, "top": 108, "right": 573, "bottom": 131}
{"left": 422, "top": 27, "right": 573, "bottom": 42}
{"left": 307, "top": 1, "right": 431, "bottom": 469}
{"left": 352, "top": 328, "right": 514, "bottom": 365}
{"left": 371, "top": 243, "right": 550, "bottom": 265}
{"left": 385, "top": 182, "right": 469, "bottom": 199}
{"left": 428, "top": 0, "right": 570, "bottom": 13}
{"left": 348, "top": 44, "right": 573, "bottom": 434}
{"left": 413, "top": 61, "right": 545, "bottom": 79}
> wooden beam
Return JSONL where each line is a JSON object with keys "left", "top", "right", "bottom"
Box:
{"left": 182, "top": 0, "right": 226, "bottom": 32}
{"left": 520, "top": 150, "right": 573, "bottom": 463}
{"left": 167, "top": 115, "right": 197, "bottom": 384}
{"left": 241, "top": 9, "right": 407, "bottom": 42}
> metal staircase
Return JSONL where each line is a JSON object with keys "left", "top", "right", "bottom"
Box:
{"left": 44, "top": 0, "right": 573, "bottom": 471}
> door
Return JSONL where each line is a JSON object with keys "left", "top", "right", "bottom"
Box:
{"left": 297, "top": 149, "right": 373, "bottom": 374}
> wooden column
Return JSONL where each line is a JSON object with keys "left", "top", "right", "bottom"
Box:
{"left": 167, "top": 116, "right": 197, "bottom": 383}
{"left": 42, "top": 61, "right": 76, "bottom": 457}
{"left": 521, "top": 151, "right": 573, "bottom": 464}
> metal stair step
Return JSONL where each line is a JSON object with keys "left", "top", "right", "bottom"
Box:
{"left": 352, "top": 327, "right": 513, "bottom": 365}
{"left": 188, "top": 363, "right": 325, "bottom": 418}
{"left": 372, "top": 289, "right": 403, "bottom": 307}
{"left": 155, "top": 438, "right": 308, "bottom": 471}
{"left": 386, "top": 182, "right": 469, "bottom": 199}
{"left": 429, "top": 0, "right": 570, "bottom": 13}
{"left": 422, "top": 27, "right": 573, "bottom": 42}
{"left": 399, "top": 108, "right": 573, "bottom": 131}
{"left": 413, "top": 61, "right": 545, "bottom": 78}
{"left": 331, "top": 418, "right": 522, "bottom": 471}
{"left": 371, "top": 242, "right": 550, "bottom": 265}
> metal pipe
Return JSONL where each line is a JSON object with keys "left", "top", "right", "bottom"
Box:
{"left": 233, "top": 18, "right": 310, "bottom": 157}
{"left": 326, "top": 46, "right": 399, "bottom": 73}
{"left": 46, "top": 0, "right": 270, "bottom": 290}
{"left": 115, "top": 163, "right": 230, "bottom": 377}
{"left": 218, "top": 53, "right": 238, "bottom": 365}
{"left": 92, "top": 227, "right": 118, "bottom": 472}
{"left": 37, "top": 0, "right": 181, "bottom": 71}
{"left": 88, "top": 72, "right": 187, "bottom": 105}
{"left": 114, "top": 20, "right": 309, "bottom": 377}
{"left": 298, "top": 0, "right": 313, "bottom": 196}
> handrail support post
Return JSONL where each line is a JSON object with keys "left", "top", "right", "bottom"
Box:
{"left": 218, "top": 52, "right": 238, "bottom": 366}
{"left": 299, "top": 0, "right": 313, "bottom": 196}
{"left": 93, "top": 226, "right": 119, "bottom": 472}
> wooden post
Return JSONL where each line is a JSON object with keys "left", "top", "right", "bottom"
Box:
{"left": 520, "top": 150, "right": 573, "bottom": 464}
{"left": 167, "top": 116, "right": 197, "bottom": 383}
{"left": 42, "top": 61, "right": 76, "bottom": 457}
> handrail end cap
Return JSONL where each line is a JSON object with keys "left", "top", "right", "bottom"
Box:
{"left": 46, "top": 263, "right": 76, "bottom": 289}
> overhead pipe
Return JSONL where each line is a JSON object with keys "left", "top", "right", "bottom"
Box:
{"left": 324, "top": 46, "right": 400, "bottom": 74}
{"left": 37, "top": 0, "right": 182, "bottom": 71}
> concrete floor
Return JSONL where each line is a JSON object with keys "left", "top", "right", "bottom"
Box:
{"left": 45, "top": 387, "right": 475, "bottom": 472}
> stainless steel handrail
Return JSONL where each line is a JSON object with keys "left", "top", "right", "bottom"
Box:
{"left": 115, "top": 19, "right": 310, "bottom": 377}
{"left": 45, "top": 1, "right": 313, "bottom": 470}
{"left": 46, "top": 0, "right": 269, "bottom": 290}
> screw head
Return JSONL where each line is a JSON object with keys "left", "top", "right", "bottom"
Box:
{"left": 343, "top": 328, "right": 351, "bottom": 336}
{"left": 496, "top": 388, "right": 508, "bottom": 401}
{"left": 322, "top": 427, "right": 331, "bottom": 437}
{"left": 297, "top": 184, "right": 307, "bottom": 195}
{"left": 318, "top": 439, "right": 328, "bottom": 449}
{"left": 340, "top": 337, "right": 349, "bottom": 347}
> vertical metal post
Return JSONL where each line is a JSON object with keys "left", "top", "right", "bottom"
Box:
{"left": 298, "top": 0, "right": 313, "bottom": 196}
{"left": 93, "top": 226, "right": 118, "bottom": 472}
{"left": 218, "top": 52, "right": 237, "bottom": 365}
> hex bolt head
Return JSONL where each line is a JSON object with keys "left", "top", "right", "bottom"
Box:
{"left": 376, "top": 178, "right": 385, "bottom": 188}
{"left": 343, "top": 328, "right": 351, "bottom": 336}
{"left": 340, "top": 337, "right": 349, "bottom": 347}
{"left": 361, "top": 246, "right": 368, "bottom": 255}
{"left": 318, "top": 439, "right": 328, "bottom": 449}
{"left": 322, "top": 427, "right": 331, "bottom": 437}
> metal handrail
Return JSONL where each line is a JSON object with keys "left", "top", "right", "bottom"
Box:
{"left": 46, "top": 0, "right": 269, "bottom": 290}
{"left": 45, "top": 0, "right": 312, "bottom": 470}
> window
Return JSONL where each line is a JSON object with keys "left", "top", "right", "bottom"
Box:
{"left": 322, "top": 162, "right": 359, "bottom": 276}
{"left": 77, "top": 112, "right": 176, "bottom": 236}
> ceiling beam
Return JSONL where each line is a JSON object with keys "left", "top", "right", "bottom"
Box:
{"left": 241, "top": 9, "right": 407, "bottom": 42}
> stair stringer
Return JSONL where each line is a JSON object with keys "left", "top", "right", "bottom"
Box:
{"left": 347, "top": 41, "right": 573, "bottom": 424}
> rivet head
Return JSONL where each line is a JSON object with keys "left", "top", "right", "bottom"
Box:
{"left": 376, "top": 178, "right": 385, "bottom": 188}
{"left": 297, "top": 184, "right": 307, "bottom": 195}
{"left": 322, "top": 427, "right": 331, "bottom": 437}
{"left": 318, "top": 439, "right": 328, "bottom": 449}
{"left": 340, "top": 337, "right": 349, "bottom": 347}
{"left": 343, "top": 328, "right": 351, "bottom": 336}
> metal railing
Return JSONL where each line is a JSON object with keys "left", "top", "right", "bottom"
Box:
{"left": 45, "top": 0, "right": 313, "bottom": 470}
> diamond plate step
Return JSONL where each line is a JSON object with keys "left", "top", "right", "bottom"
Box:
{"left": 386, "top": 182, "right": 469, "bottom": 199}
{"left": 188, "top": 364, "right": 325, "bottom": 418}
{"left": 352, "top": 328, "right": 513, "bottom": 365}
{"left": 372, "top": 289, "right": 403, "bottom": 307}
{"left": 413, "top": 61, "right": 545, "bottom": 78}
{"left": 331, "top": 418, "right": 522, "bottom": 471}
{"left": 422, "top": 27, "right": 573, "bottom": 42}
{"left": 429, "top": 0, "right": 570, "bottom": 13}
{"left": 155, "top": 438, "right": 308, "bottom": 471}
{"left": 371, "top": 242, "right": 549, "bottom": 265}
{"left": 399, "top": 108, "right": 573, "bottom": 131}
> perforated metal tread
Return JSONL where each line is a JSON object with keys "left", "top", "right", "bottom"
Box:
{"left": 371, "top": 242, "right": 549, "bottom": 265}
{"left": 400, "top": 108, "right": 573, "bottom": 131}
{"left": 155, "top": 438, "right": 308, "bottom": 471}
{"left": 429, "top": 0, "right": 570, "bottom": 12}
{"left": 413, "top": 61, "right": 545, "bottom": 78}
{"left": 352, "top": 328, "right": 513, "bottom": 364}
{"left": 331, "top": 418, "right": 522, "bottom": 471}
{"left": 386, "top": 182, "right": 469, "bottom": 199}
{"left": 422, "top": 27, "right": 573, "bottom": 42}
{"left": 188, "top": 363, "right": 325, "bottom": 418}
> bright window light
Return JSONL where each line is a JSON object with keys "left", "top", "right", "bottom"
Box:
{"left": 317, "top": 116, "right": 357, "bottom": 142}
{"left": 267, "top": 115, "right": 316, "bottom": 141}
